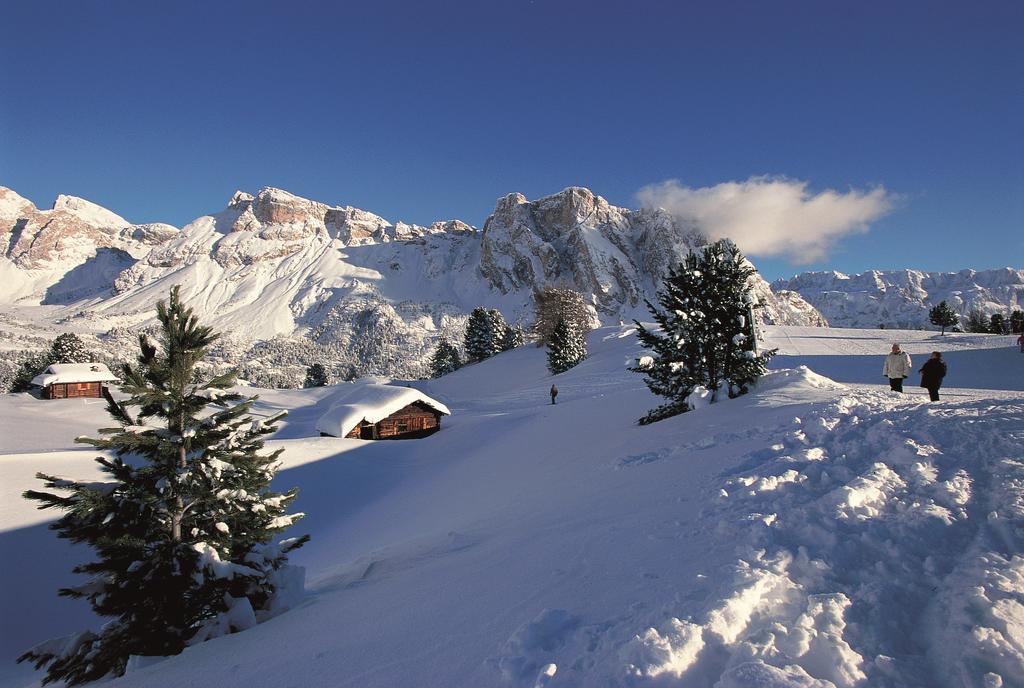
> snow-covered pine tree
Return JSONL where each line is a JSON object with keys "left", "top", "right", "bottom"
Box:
{"left": 464, "top": 307, "right": 498, "bottom": 363}
{"left": 499, "top": 323, "right": 525, "bottom": 352}
{"left": 429, "top": 337, "right": 462, "bottom": 378}
{"left": 928, "top": 301, "right": 958, "bottom": 335}
{"left": 487, "top": 309, "right": 510, "bottom": 351}
{"left": 990, "top": 313, "right": 1007, "bottom": 334}
{"left": 50, "top": 333, "right": 92, "bottom": 364}
{"left": 303, "top": 362, "right": 329, "bottom": 388}
{"left": 546, "top": 317, "right": 587, "bottom": 375}
{"left": 633, "top": 239, "right": 776, "bottom": 424}
{"left": 9, "top": 350, "right": 51, "bottom": 393}
{"left": 18, "top": 286, "right": 308, "bottom": 685}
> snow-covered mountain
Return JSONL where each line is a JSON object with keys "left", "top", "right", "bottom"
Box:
{"left": 0, "top": 185, "right": 825, "bottom": 382}
{"left": 772, "top": 268, "right": 1024, "bottom": 329}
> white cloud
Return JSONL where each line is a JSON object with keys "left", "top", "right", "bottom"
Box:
{"left": 636, "top": 177, "right": 895, "bottom": 264}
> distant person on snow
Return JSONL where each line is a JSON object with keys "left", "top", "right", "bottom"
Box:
{"left": 919, "top": 351, "right": 947, "bottom": 402}
{"left": 883, "top": 343, "right": 912, "bottom": 392}
{"left": 1018, "top": 333, "right": 1024, "bottom": 353}
{"left": 550, "top": 384, "right": 558, "bottom": 405}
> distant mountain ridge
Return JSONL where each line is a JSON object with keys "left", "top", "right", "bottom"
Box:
{"left": 0, "top": 184, "right": 825, "bottom": 383}
{"left": 772, "top": 268, "right": 1024, "bottom": 329}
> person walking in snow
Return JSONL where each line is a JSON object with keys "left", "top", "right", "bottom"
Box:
{"left": 919, "top": 351, "right": 947, "bottom": 402}
{"left": 883, "top": 343, "right": 912, "bottom": 392}
{"left": 550, "top": 384, "right": 558, "bottom": 405}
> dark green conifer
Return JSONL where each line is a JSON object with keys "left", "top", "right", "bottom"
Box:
{"left": 19, "top": 286, "right": 308, "bottom": 685}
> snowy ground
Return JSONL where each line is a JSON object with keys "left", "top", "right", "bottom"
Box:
{"left": 1, "top": 326, "right": 1022, "bottom": 687}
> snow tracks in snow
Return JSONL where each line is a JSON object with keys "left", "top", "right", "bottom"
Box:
{"left": 625, "top": 391, "right": 1024, "bottom": 687}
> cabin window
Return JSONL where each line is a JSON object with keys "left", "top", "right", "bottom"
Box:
{"left": 396, "top": 421, "right": 409, "bottom": 433}
{"left": 360, "top": 424, "right": 374, "bottom": 440}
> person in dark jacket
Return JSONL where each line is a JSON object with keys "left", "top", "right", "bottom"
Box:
{"left": 919, "top": 351, "right": 947, "bottom": 402}
{"left": 550, "top": 384, "right": 558, "bottom": 405}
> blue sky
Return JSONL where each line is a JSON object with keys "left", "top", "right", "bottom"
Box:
{"left": 1, "top": 1, "right": 1020, "bottom": 280}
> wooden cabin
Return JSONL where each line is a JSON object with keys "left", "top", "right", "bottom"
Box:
{"left": 316, "top": 383, "right": 450, "bottom": 441}
{"left": 30, "top": 363, "right": 118, "bottom": 400}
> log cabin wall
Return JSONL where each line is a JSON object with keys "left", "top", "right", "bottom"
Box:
{"left": 341, "top": 402, "right": 443, "bottom": 440}
{"left": 376, "top": 401, "right": 442, "bottom": 439}
{"left": 47, "top": 382, "right": 103, "bottom": 399}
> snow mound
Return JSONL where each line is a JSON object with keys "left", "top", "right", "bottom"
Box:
{"left": 755, "top": 366, "right": 846, "bottom": 392}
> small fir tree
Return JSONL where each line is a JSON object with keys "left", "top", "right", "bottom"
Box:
{"left": 990, "top": 313, "right": 1007, "bottom": 334}
{"left": 50, "top": 333, "right": 92, "bottom": 364}
{"left": 928, "top": 301, "right": 958, "bottom": 335}
{"left": 18, "top": 286, "right": 308, "bottom": 685}
{"left": 429, "top": 338, "right": 463, "bottom": 378}
{"left": 633, "top": 239, "right": 776, "bottom": 424}
{"left": 546, "top": 317, "right": 587, "bottom": 375}
{"left": 964, "top": 309, "right": 989, "bottom": 333}
{"left": 1010, "top": 310, "right": 1024, "bottom": 334}
{"left": 499, "top": 323, "right": 526, "bottom": 352}
{"left": 303, "top": 363, "right": 329, "bottom": 388}
{"left": 464, "top": 307, "right": 499, "bottom": 363}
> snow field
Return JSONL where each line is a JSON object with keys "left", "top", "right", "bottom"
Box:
{"left": 0, "top": 325, "right": 1022, "bottom": 687}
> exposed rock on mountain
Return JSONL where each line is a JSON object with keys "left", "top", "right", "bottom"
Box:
{"left": 0, "top": 184, "right": 826, "bottom": 385}
{"left": 773, "top": 268, "right": 1024, "bottom": 329}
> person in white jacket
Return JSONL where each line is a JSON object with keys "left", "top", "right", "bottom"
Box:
{"left": 883, "top": 343, "right": 912, "bottom": 392}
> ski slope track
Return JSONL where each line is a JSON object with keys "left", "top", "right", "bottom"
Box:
{"left": 1, "top": 326, "right": 1022, "bottom": 687}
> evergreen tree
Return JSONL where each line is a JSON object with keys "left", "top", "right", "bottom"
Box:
{"left": 990, "top": 313, "right": 1007, "bottom": 334}
{"left": 546, "top": 317, "right": 587, "bottom": 375}
{"left": 487, "top": 309, "right": 511, "bottom": 351}
{"left": 303, "top": 363, "right": 329, "bottom": 388}
{"left": 1010, "top": 310, "right": 1024, "bottom": 334}
{"left": 499, "top": 323, "right": 526, "bottom": 352}
{"left": 531, "top": 288, "right": 593, "bottom": 346}
{"left": 10, "top": 350, "right": 51, "bottom": 393}
{"left": 633, "top": 240, "right": 776, "bottom": 424}
{"left": 50, "top": 333, "right": 92, "bottom": 364}
{"left": 18, "top": 286, "right": 308, "bottom": 685}
{"left": 464, "top": 307, "right": 499, "bottom": 363}
{"left": 343, "top": 364, "right": 359, "bottom": 382}
{"left": 964, "top": 310, "right": 989, "bottom": 333}
{"left": 429, "top": 338, "right": 462, "bottom": 378}
{"left": 928, "top": 301, "right": 958, "bottom": 335}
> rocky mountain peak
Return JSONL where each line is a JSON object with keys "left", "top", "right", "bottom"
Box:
{"left": 228, "top": 191, "right": 254, "bottom": 210}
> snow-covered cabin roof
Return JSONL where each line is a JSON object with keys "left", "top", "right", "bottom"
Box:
{"left": 30, "top": 363, "right": 119, "bottom": 388}
{"left": 315, "top": 383, "right": 451, "bottom": 437}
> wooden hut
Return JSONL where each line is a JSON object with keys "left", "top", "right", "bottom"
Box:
{"left": 315, "top": 383, "right": 450, "bottom": 440}
{"left": 30, "top": 363, "right": 118, "bottom": 399}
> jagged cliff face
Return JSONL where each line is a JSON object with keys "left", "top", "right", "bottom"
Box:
{"left": 0, "top": 184, "right": 826, "bottom": 381}
{"left": 772, "top": 269, "right": 1024, "bottom": 328}
{"left": 479, "top": 187, "right": 826, "bottom": 325}
{"left": 480, "top": 188, "right": 700, "bottom": 314}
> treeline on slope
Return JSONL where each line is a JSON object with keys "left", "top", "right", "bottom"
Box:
{"left": 923, "top": 301, "right": 1022, "bottom": 335}
{"left": 961, "top": 308, "right": 1024, "bottom": 335}
{"left": 426, "top": 287, "right": 593, "bottom": 380}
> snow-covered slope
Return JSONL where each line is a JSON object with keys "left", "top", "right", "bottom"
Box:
{"left": 773, "top": 268, "right": 1024, "bottom": 329}
{"left": 0, "top": 186, "right": 825, "bottom": 383}
{"left": 2, "top": 326, "right": 1022, "bottom": 687}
